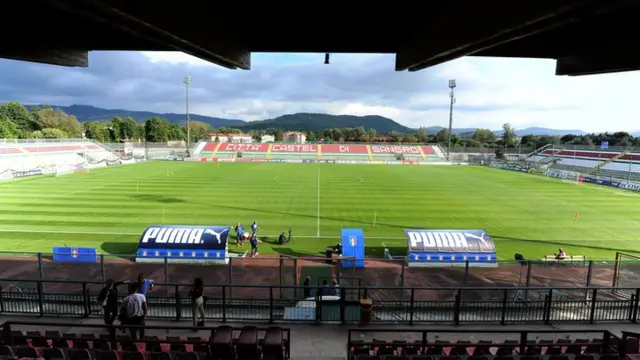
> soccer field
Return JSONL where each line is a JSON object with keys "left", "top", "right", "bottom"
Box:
{"left": 0, "top": 161, "right": 639, "bottom": 260}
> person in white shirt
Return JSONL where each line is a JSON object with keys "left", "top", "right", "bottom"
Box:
{"left": 120, "top": 283, "right": 148, "bottom": 340}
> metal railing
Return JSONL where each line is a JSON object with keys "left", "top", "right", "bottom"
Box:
{"left": 0, "top": 279, "right": 638, "bottom": 325}
{"left": 6, "top": 252, "right": 640, "bottom": 298}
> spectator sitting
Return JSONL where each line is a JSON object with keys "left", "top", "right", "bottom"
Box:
{"left": 332, "top": 280, "right": 340, "bottom": 296}
{"left": 555, "top": 248, "right": 567, "bottom": 260}
{"left": 321, "top": 280, "right": 331, "bottom": 296}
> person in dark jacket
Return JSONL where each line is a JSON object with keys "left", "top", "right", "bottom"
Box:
{"left": 97, "top": 278, "right": 129, "bottom": 325}
{"left": 303, "top": 276, "right": 312, "bottom": 298}
{"left": 189, "top": 277, "right": 205, "bottom": 330}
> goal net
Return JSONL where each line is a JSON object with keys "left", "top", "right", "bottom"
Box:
{"left": 613, "top": 252, "right": 640, "bottom": 298}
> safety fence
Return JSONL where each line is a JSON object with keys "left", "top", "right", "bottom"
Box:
{"left": 1, "top": 253, "right": 637, "bottom": 301}
{"left": 0, "top": 279, "right": 639, "bottom": 325}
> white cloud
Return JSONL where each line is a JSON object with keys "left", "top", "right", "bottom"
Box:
{"left": 1, "top": 51, "right": 639, "bottom": 133}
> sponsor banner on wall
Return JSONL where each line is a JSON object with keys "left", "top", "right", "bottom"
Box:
{"left": 218, "top": 158, "right": 236, "bottom": 162}
{"left": 371, "top": 145, "right": 421, "bottom": 154}
{"left": 253, "top": 159, "right": 268, "bottom": 163}
{"left": 302, "top": 159, "right": 314, "bottom": 163}
{"left": 618, "top": 183, "right": 640, "bottom": 191}
{"left": 121, "top": 158, "right": 136, "bottom": 165}
{"left": 106, "top": 160, "right": 122, "bottom": 166}
{"left": 13, "top": 169, "right": 43, "bottom": 178}
{"left": 269, "top": 159, "right": 283, "bottom": 163}
{"left": 235, "top": 158, "right": 254, "bottom": 163}
{"left": 271, "top": 144, "right": 318, "bottom": 153}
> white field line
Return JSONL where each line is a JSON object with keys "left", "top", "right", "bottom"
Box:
{"left": 0, "top": 228, "right": 409, "bottom": 239}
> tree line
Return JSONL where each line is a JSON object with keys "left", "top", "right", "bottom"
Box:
{"left": 0, "top": 102, "right": 638, "bottom": 150}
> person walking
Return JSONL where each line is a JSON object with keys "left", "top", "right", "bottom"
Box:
{"left": 97, "top": 279, "right": 129, "bottom": 325}
{"left": 120, "top": 283, "right": 148, "bottom": 340}
{"left": 189, "top": 277, "right": 206, "bottom": 330}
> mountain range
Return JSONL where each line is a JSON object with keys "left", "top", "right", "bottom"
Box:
{"left": 27, "top": 104, "right": 632, "bottom": 137}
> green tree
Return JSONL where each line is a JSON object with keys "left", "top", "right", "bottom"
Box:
{"left": 306, "top": 131, "right": 316, "bottom": 142}
{"left": 144, "top": 117, "right": 169, "bottom": 142}
{"left": 471, "top": 128, "right": 496, "bottom": 144}
{"left": 110, "top": 116, "right": 124, "bottom": 142}
{"left": 416, "top": 127, "right": 428, "bottom": 143}
{"left": 84, "top": 122, "right": 108, "bottom": 142}
{"left": 36, "top": 107, "right": 82, "bottom": 137}
{"left": 0, "top": 116, "right": 20, "bottom": 138}
{"left": 501, "top": 123, "right": 517, "bottom": 147}
{"left": 41, "top": 128, "right": 68, "bottom": 139}
{"left": 167, "top": 123, "right": 186, "bottom": 141}
{"left": 189, "top": 120, "right": 213, "bottom": 141}
{"left": 121, "top": 117, "right": 138, "bottom": 140}
{"left": 0, "top": 102, "right": 39, "bottom": 132}
{"left": 28, "top": 130, "right": 43, "bottom": 139}
{"left": 274, "top": 129, "right": 283, "bottom": 141}
{"left": 435, "top": 129, "right": 450, "bottom": 143}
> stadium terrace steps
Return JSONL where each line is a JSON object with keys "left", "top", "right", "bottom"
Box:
{"left": 587, "top": 151, "right": 630, "bottom": 174}
{"left": 0, "top": 140, "right": 121, "bottom": 174}
{"left": 193, "top": 143, "right": 446, "bottom": 162}
{"left": 528, "top": 148, "right": 640, "bottom": 183}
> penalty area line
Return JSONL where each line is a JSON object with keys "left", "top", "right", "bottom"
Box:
{"left": 0, "top": 228, "right": 408, "bottom": 239}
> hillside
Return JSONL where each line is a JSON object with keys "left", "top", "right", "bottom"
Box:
{"left": 241, "top": 113, "right": 414, "bottom": 133}
{"left": 24, "top": 104, "right": 600, "bottom": 136}
{"left": 26, "top": 104, "right": 246, "bottom": 128}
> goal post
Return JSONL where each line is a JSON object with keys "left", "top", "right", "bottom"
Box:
{"left": 613, "top": 252, "right": 640, "bottom": 298}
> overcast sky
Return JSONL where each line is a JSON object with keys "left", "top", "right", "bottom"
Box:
{"left": 0, "top": 51, "right": 639, "bottom": 133}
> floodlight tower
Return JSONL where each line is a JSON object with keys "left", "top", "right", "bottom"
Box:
{"left": 447, "top": 79, "right": 456, "bottom": 161}
{"left": 184, "top": 75, "right": 192, "bottom": 155}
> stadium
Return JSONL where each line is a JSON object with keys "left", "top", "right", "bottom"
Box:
{"left": 1, "top": 1, "right": 640, "bottom": 359}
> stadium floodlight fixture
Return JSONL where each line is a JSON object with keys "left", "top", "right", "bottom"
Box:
{"left": 184, "top": 75, "right": 192, "bottom": 155}
{"left": 447, "top": 79, "right": 456, "bottom": 162}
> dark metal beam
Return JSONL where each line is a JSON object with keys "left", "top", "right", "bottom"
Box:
{"left": 0, "top": 49, "right": 88, "bottom": 67}
{"left": 395, "top": 0, "right": 618, "bottom": 72}
{"left": 556, "top": 51, "right": 640, "bottom": 76}
{"left": 45, "top": 0, "right": 250, "bottom": 70}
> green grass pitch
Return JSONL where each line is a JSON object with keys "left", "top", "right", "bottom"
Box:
{"left": 0, "top": 161, "right": 639, "bottom": 260}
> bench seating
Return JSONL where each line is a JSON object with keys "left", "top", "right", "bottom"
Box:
{"left": 540, "top": 255, "right": 587, "bottom": 266}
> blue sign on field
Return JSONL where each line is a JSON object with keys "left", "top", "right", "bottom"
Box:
{"left": 341, "top": 228, "right": 365, "bottom": 268}
{"left": 52, "top": 247, "right": 97, "bottom": 263}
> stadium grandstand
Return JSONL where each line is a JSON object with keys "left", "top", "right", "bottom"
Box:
{"left": 527, "top": 145, "right": 640, "bottom": 183}
{"left": 193, "top": 142, "right": 448, "bottom": 163}
{"left": 0, "top": 139, "right": 121, "bottom": 179}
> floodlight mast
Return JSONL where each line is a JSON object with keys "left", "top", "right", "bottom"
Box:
{"left": 184, "top": 75, "right": 192, "bottom": 156}
{"left": 447, "top": 79, "right": 456, "bottom": 161}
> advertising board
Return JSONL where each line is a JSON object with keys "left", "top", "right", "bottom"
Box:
{"left": 136, "top": 225, "right": 231, "bottom": 264}
{"left": 404, "top": 229, "right": 497, "bottom": 267}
